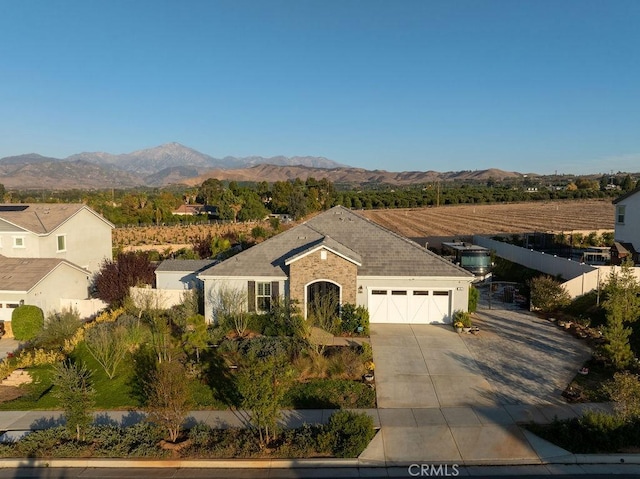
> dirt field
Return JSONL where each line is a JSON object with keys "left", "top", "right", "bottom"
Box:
{"left": 359, "top": 199, "right": 615, "bottom": 238}
{"left": 114, "top": 200, "right": 614, "bottom": 250}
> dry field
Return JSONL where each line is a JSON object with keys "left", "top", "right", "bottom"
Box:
{"left": 360, "top": 199, "right": 615, "bottom": 238}
{"left": 114, "top": 200, "right": 614, "bottom": 250}
{"left": 113, "top": 221, "right": 268, "bottom": 249}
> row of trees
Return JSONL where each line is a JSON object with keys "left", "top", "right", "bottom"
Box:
{"left": 4, "top": 172, "right": 636, "bottom": 227}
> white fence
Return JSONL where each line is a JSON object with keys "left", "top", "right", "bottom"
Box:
{"left": 60, "top": 298, "right": 109, "bottom": 319}
{"left": 129, "top": 287, "right": 185, "bottom": 310}
{"left": 473, "top": 236, "right": 596, "bottom": 280}
{"left": 474, "top": 236, "right": 640, "bottom": 298}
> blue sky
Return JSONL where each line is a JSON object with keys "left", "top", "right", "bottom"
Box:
{"left": 1, "top": 0, "right": 638, "bottom": 174}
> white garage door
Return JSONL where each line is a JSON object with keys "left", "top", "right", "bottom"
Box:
{"left": 368, "top": 289, "right": 451, "bottom": 324}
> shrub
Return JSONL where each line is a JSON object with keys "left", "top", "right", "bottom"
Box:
{"left": 11, "top": 305, "right": 44, "bottom": 341}
{"left": 529, "top": 275, "right": 571, "bottom": 313}
{"left": 603, "top": 371, "right": 640, "bottom": 419}
{"left": 340, "top": 304, "right": 370, "bottom": 336}
{"left": 320, "top": 410, "right": 375, "bottom": 458}
{"left": 284, "top": 379, "right": 376, "bottom": 408}
{"left": 262, "top": 299, "right": 308, "bottom": 338}
{"left": 468, "top": 286, "right": 480, "bottom": 313}
{"left": 35, "top": 309, "right": 82, "bottom": 349}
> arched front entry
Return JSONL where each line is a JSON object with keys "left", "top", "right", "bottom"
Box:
{"left": 306, "top": 280, "right": 341, "bottom": 320}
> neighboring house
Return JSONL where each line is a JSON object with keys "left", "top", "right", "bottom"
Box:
{"left": 612, "top": 187, "right": 640, "bottom": 265}
{"left": 0, "top": 203, "right": 113, "bottom": 274}
{"left": 155, "top": 259, "right": 217, "bottom": 290}
{"left": 199, "top": 205, "right": 473, "bottom": 325}
{"left": 172, "top": 204, "right": 205, "bottom": 216}
{"left": 0, "top": 256, "right": 91, "bottom": 323}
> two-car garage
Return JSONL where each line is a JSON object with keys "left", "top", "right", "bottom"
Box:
{"left": 367, "top": 288, "right": 452, "bottom": 324}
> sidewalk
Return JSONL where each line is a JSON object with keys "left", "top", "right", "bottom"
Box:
{"left": 0, "top": 403, "right": 618, "bottom": 466}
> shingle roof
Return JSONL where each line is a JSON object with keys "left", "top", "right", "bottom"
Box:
{"left": 0, "top": 256, "right": 88, "bottom": 292}
{"left": 200, "top": 206, "right": 472, "bottom": 278}
{"left": 0, "top": 203, "right": 113, "bottom": 234}
{"left": 285, "top": 235, "right": 362, "bottom": 266}
{"left": 155, "top": 259, "right": 217, "bottom": 273}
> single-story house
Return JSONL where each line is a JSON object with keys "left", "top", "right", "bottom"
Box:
{"left": 155, "top": 259, "right": 217, "bottom": 290}
{"left": 199, "top": 205, "right": 474, "bottom": 324}
{"left": 0, "top": 256, "right": 91, "bottom": 325}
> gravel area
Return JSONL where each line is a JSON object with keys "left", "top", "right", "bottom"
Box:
{"left": 461, "top": 290, "right": 592, "bottom": 405}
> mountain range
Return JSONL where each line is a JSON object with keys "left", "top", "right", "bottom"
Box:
{"left": 0, "top": 142, "right": 524, "bottom": 189}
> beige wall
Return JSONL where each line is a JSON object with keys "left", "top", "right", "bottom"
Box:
{"left": 288, "top": 249, "right": 358, "bottom": 315}
{"left": 0, "top": 208, "right": 112, "bottom": 275}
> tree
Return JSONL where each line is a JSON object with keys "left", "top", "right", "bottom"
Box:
{"left": 237, "top": 352, "right": 293, "bottom": 445}
{"left": 620, "top": 174, "right": 635, "bottom": 192}
{"left": 53, "top": 360, "right": 95, "bottom": 441}
{"left": 84, "top": 322, "right": 130, "bottom": 379}
{"left": 144, "top": 360, "right": 191, "bottom": 443}
{"left": 528, "top": 275, "right": 571, "bottom": 313}
{"left": 11, "top": 305, "right": 44, "bottom": 341}
{"left": 0, "top": 183, "right": 5, "bottom": 200}
{"left": 601, "top": 260, "right": 640, "bottom": 369}
{"left": 178, "top": 314, "right": 208, "bottom": 361}
{"left": 93, "top": 251, "right": 156, "bottom": 307}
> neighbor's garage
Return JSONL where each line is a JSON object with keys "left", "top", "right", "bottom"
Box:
{"left": 368, "top": 289, "right": 451, "bottom": 324}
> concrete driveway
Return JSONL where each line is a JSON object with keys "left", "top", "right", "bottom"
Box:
{"left": 371, "top": 324, "right": 495, "bottom": 408}
{"left": 365, "top": 307, "right": 596, "bottom": 465}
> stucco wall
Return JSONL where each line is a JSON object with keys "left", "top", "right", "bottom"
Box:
{"left": 0, "top": 208, "right": 112, "bottom": 274}
{"left": 615, "top": 192, "right": 640, "bottom": 250}
{"left": 288, "top": 249, "right": 358, "bottom": 311}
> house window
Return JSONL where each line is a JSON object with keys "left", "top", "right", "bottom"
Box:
{"left": 256, "top": 282, "right": 272, "bottom": 312}
{"left": 13, "top": 237, "right": 25, "bottom": 248}
{"left": 57, "top": 234, "right": 66, "bottom": 252}
{"left": 617, "top": 205, "right": 626, "bottom": 224}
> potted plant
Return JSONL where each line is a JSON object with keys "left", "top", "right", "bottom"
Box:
{"left": 453, "top": 310, "right": 471, "bottom": 333}
{"left": 364, "top": 361, "right": 375, "bottom": 381}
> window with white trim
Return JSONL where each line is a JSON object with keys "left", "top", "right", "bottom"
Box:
{"left": 256, "top": 282, "right": 272, "bottom": 312}
{"left": 617, "top": 205, "right": 626, "bottom": 224}
{"left": 13, "top": 236, "right": 25, "bottom": 248}
{"left": 56, "top": 234, "right": 66, "bottom": 252}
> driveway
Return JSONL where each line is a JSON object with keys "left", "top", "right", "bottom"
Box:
{"left": 461, "top": 305, "right": 592, "bottom": 405}
{"left": 371, "top": 324, "right": 495, "bottom": 408}
{"left": 365, "top": 305, "right": 595, "bottom": 465}
{"left": 0, "top": 338, "right": 19, "bottom": 361}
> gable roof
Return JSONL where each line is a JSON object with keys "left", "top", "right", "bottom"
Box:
{"left": 155, "top": 259, "right": 217, "bottom": 273}
{"left": 200, "top": 206, "right": 472, "bottom": 278}
{"left": 0, "top": 204, "right": 114, "bottom": 234}
{"left": 613, "top": 186, "right": 640, "bottom": 204}
{"left": 285, "top": 235, "right": 362, "bottom": 266}
{"left": 0, "top": 256, "right": 89, "bottom": 292}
